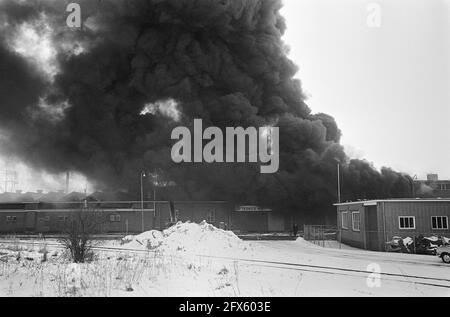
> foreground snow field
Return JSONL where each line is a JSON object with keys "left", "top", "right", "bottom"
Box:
{"left": 0, "top": 222, "right": 449, "bottom": 297}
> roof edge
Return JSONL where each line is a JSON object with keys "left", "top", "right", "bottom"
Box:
{"left": 334, "top": 198, "right": 450, "bottom": 206}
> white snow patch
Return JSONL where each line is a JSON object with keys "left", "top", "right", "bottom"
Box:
{"left": 122, "top": 221, "right": 248, "bottom": 256}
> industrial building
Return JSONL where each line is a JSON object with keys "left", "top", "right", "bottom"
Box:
{"left": 414, "top": 174, "right": 450, "bottom": 198}
{"left": 0, "top": 199, "right": 288, "bottom": 234}
{"left": 335, "top": 199, "right": 450, "bottom": 251}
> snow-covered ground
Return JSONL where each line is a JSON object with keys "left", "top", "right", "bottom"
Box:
{"left": 0, "top": 221, "right": 449, "bottom": 297}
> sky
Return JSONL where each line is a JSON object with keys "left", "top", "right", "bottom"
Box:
{"left": 1, "top": 0, "right": 450, "bottom": 192}
{"left": 281, "top": 0, "right": 450, "bottom": 180}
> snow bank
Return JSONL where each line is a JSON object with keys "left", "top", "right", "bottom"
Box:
{"left": 122, "top": 221, "right": 247, "bottom": 256}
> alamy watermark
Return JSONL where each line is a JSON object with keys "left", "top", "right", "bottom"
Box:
{"left": 366, "top": 263, "right": 382, "bottom": 288}
{"left": 171, "top": 119, "right": 279, "bottom": 174}
{"left": 366, "top": 2, "right": 382, "bottom": 28}
{"left": 66, "top": 3, "right": 81, "bottom": 28}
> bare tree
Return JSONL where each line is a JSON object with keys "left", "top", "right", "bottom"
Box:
{"left": 58, "top": 208, "right": 102, "bottom": 263}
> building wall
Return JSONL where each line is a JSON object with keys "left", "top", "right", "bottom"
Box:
{"left": 414, "top": 180, "right": 450, "bottom": 198}
{"left": 268, "top": 213, "right": 285, "bottom": 231}
{"left": 231, "top": 212, "right": 269, "bottom": 232}
{"left": 337, "top": 201, "right": 450, "bottom": 252}
{"left": 337, "top": 203, "right": 366, "bottom": 249}
{"left": 381, "top": 201, "right": 450, "bottom": 239}
{"left": 0, "top": 201, "right": 234, "bottom": 234}
{"left": 0, "top": 211, "right": 27, "bottom": 233}
{"left": 174, "top": 202, "right": 231, "bottom": 228}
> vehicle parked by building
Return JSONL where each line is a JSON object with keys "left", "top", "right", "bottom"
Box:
{"left": 436, "top": 245, "right": 450, "bottom": 263}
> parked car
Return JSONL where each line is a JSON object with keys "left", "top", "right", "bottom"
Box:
{"left": 436, "top": 245, "right": 450, "bottom": 264}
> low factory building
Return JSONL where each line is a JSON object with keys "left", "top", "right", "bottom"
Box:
{"left": 0, "top": 201, "right": 288, "bottom": 234}
{"left": 335, "top": 199, "right": 450, "bottom": 251}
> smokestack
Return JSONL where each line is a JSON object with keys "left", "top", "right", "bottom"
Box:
{"left": 65, "top": 171, "right": 70, "bottom": 194}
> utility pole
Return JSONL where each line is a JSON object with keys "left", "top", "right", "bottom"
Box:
{"left": 337, "top": 161, "right": 341, "bottom": 203}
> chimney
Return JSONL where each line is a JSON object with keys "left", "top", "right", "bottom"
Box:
{"left": 65, "top": 171, "right": 70, "bottom": 194}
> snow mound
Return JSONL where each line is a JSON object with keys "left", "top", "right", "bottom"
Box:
{"left": 122, "top": 221, "right": 246, "bottom": 256}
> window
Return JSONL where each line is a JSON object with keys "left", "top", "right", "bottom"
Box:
{"left": 399, "top": 216, "right": 415, "bottom": 229}
{"left": 431, "top": 216, "right": 448, "bottom": 230}
{"left": 110, "top": 214, "right": 121, "bottom": 222}
{"left": 341, "top": 211, "right": 348, "bottom": 229}
{"left": 6, "top": 216, "right": 17, "bottom": 222}
{"left": 352, "top": 212, "right": 361, "bottom": 231}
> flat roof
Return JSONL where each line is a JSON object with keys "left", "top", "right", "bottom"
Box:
{"left": 0, "top": 200, "right": 229, "bottom": 205}
{"left": 334, "top": 198, "right": 450, "bottom": 206}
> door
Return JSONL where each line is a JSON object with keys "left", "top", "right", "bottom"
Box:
{"left": 37, "top": 215, "right": 50, "bottom": 233}
{"left": 25, "top": 211, "right": 36, "bottom": 232}
{"left": 268, "top": 213, "right": 284, "bottom": 232}
{"left": 365, "top": 206, "right": 379, "bottom": 251}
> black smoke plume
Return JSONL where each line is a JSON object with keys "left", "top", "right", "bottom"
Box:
{"left": 0, "top": 0, "right": 413, "bottom": 221}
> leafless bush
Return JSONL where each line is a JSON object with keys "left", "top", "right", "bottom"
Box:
{"left": 58, "top": 209, "right": 102, "bottom": 263}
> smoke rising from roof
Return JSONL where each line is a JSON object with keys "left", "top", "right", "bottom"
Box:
{"left": 0, "top": 0, "right": 412, "bottom": 218}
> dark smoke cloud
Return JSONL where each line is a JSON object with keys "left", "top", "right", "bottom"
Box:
{"left": 0, "top": 0, "right": 413, "bottom": 220}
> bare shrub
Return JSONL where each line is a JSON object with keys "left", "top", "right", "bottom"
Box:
{"left": 58, "top": 209, "right": 102, "bottom": 263}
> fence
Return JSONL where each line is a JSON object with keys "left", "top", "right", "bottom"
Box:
{"left": 303, "top": 225, "right": 340, "bottom": 248}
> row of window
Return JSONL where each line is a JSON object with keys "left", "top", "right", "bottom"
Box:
{"left": 436, "top": 184, "right": 450, "bottom": 191}
{"left": 341, "top": 212, "right": 449, "bottom": 231}
{"left": 398, "top": 216, "right": 448, "bottom": 230}
{"left": 6, "top": 216, "right": 65, "bottom": 223}
{"left": 4, "top": 211, "right": 218, "bottom": 225}
{"left": 341, "top": 212, "right": 360, "bottom": 231}
{"left": 3, "top": 215, "right": 118, "bottom": 223}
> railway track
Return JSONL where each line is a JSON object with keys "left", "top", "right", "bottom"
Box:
{"left": 1, "top": 239, "right": 449, "bottom": 290}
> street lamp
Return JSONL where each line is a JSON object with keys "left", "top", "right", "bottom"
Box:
{"left": 334, "top": 158, "right": 342, "bottom": 249}
{"left": 151, "top": 171, "right": 158, "bottom": 229}
{"left": 140, "top": 171, "right": 146, "bottom": 232}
